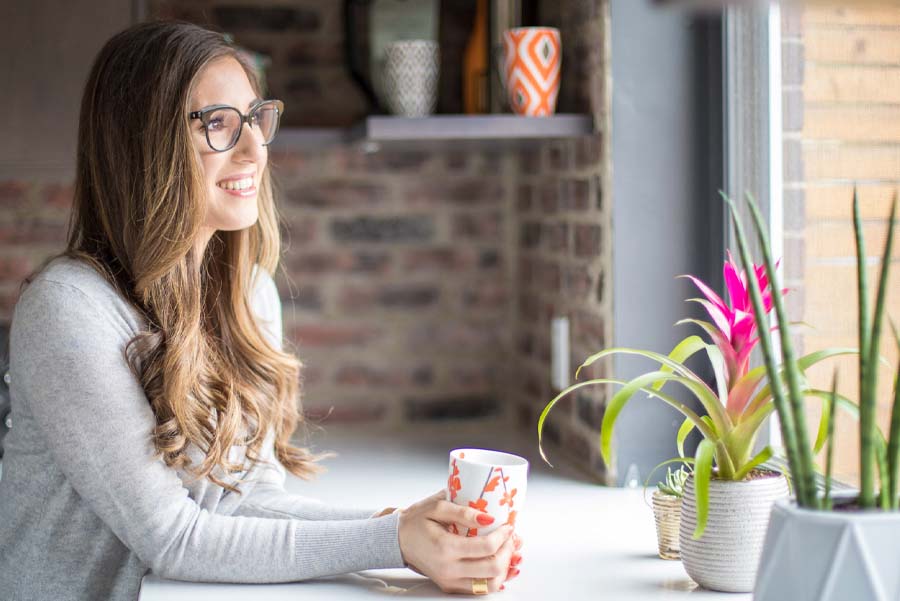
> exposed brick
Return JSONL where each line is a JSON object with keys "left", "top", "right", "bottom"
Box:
{"left": 444, "top": 151, "right": 469, "bottom": 172}
{"left": 518, "top": 293, "right": 540, "bottom": 323}
{"left": 520, "top": 222, "right": 541, "bottom": 249}
{"left": 479, "top": 250, "right": 501, "bottom": 270}
{"left": 574, "top": 310, "right": 606, "bottom": 348}
{"left": 564, "top": 264, "right": 592, "bottom": 299}
{"left": 452, "top": 212, "right": 502, "bottom": 240}
{"left": 518, "top": 257, "right": 535, "bottom": 288}
{"left": 286, "top": 182, "right": 386, "bottom": 209}
{"left": 541, "top": 222, "right": 569, "bottom": 253}
{"left": 517, "top": 331, "right": 535, "bottom": 356}
{"left": 287, "top": 250, "right": 391, "bottom": 275}
{"left": 403, "top": 247, "right": 480, "bottom": 271}
{"left": 303, "top": 403, "right": 387, "bottom": 424}
{"left": 574, "top": 224, "right": 602, "bottom": 257}
{"left": 517, "top": 147, "right": 542, "bottom": 172}
{"left": 450, "top": 365, "right": 494, "bottom": 389}
{"left": 278, "top": 284, "right": 322, "bottom": 311}
{"left": 516, "top": 403, "right": 535, "bottom": 430}
{"left": 279, "top": 215, "right": 319, "bottom": 246}
{"left": 577, "top": 390, "right": 606, "bottom": 431}
{"left": 596, "top": 268, "right": 606, "bottom": 304}
{"left": 0, "top": 181, "right": 29, "bottom": 208}
{"left": 286, "top": 40, "right": 343, "bottom": 66}
{"left": 0, "top": 256, "right": 33, "bottom": 280}
{"left": 405, "top": 395, "right": 500, "bottom": 421}
{"left": 575, "top": 134, "right": 603, "bottom": 169}
{"left": 406, "top": 179, "right": 504, "bottom": 206}
{"left": 408, "top": 321, "right": 502, "bottom": 352}
{"left": 595, "top": 174, "right": 603, "bottom": 211}
{"left": 212, "top": 6, "right": 321, "bottom": 32}
{"left": 290, "top": 323, "right": 381, "bottom": 348}
{"left": 539, "top": 181, "right": 559, "bottom": 213}
{"left": 338, "top": 284, "right": 439, "bottom": 311}
{"left": 330, "top": 216, "right": 434, "bottom": 243}
{"left": 562, "top": 178, "right": 590, "bottom": 211}
{"left": 334, "top": 364, "right": 434, "bottom": 387}
{"left": 517, "top": 183, "right": 534, "bottom": 212}
{"left": 0, "top": 218, "right": 67, "bottom": 246}
{"left": 461, "top": 282, "right": 509, "bottom": 311}
{"left": 537, "top": 260, "right": 562, "bottom": 292}
{"left": 548, "top": 141, "right": 572, "bottom": 172}
{"left": 42, "top": 183, "right": 73, "bottom": 209}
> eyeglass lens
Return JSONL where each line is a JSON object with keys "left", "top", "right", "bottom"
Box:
{"left": 205, "top": 103, "right": 280, "bottom": 151}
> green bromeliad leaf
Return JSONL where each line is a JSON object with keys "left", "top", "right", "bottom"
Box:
{"left": 692, "top": 439, "right": 716, "bottom": 539}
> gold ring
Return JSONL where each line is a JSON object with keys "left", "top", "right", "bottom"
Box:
{"left": 472, "top": 578, "right": 489, "bottom": 595}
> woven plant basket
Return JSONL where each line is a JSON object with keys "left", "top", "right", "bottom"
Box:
{"left": 651, "top": 490, "right": 682, "bottom": 560}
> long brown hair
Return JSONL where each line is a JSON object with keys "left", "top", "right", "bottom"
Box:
{"left": 36, "top": 21, "right": 328, "bottom": 491}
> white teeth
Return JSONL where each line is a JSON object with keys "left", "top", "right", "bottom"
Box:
{"left": 217, "top": 177, "right": 254, "bottom": 191}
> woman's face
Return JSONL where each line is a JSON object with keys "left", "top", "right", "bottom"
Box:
{"left": 189, "top": 56, "right": 267, "bottom": 247}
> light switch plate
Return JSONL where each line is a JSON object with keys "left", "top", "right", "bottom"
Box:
{"left": 551, "top": 316, "right": 570, "bottom": 391}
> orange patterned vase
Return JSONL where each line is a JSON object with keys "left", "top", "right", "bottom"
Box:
{"left": 502, "top": 27, "right": 561, "bottom": 117}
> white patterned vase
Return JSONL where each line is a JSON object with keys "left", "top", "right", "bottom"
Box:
{"left": 755, "top": 498, "right": 900, "bottom": 601}
{"left": 382, "top": 40, "right": 439, "bottom": 118}
{"left": 679, "top": 472, "right": 788, "bottom": 593}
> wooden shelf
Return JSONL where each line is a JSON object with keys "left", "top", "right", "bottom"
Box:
{"left": 271, "top": 114, "right": 593, "bottom": 151}
{"left": 351, "top": 114, "right": 594, "bottom": 142}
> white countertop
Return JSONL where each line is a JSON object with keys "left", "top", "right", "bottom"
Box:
{"left": 140, "top": 418, "right": 751, "bottom": 600}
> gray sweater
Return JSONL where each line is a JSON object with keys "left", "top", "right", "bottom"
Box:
{"left": 0, "top": 256, "right": 405, "bottom": 601}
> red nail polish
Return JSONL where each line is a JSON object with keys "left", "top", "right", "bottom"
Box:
{"left": 510, "top": 554, "right": 522, "bottom": 566}
{"left": 500, "top": 584, "right": 506, "bottom": 591}
{"left": 508, "top": 567, "right": 520, "bottom": 578}
{"left": 476, "top": 513, "right": 495, "bottom": 526}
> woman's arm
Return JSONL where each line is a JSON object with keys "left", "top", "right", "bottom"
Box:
{"left": 11, "top": 277, "right": 405, "bottom": 582}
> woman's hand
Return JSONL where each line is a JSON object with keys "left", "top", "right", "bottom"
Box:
{"left": 397, "top": 490, "right": 522, "bottom": 594}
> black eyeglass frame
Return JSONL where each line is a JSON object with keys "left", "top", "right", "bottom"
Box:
{"left": 189, "top": 99, "right": 284, "bottom": 152}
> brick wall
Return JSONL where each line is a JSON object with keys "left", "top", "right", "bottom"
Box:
{"left": 1, "top": 0, "right": 613, "bottom": 479}
{"left": 511, "top": 0, "right": 613, "bottom": 483}
{"left": 783, "top": 4, "right": 900, "bottom": 485}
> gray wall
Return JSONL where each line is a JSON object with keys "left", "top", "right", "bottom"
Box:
{"left": 610, "top": 0, "right": 723, "bottom": 486}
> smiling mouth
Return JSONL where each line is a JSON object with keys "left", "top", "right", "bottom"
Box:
{"left": 216, "top": 176, "right": 255, "bottom": 191}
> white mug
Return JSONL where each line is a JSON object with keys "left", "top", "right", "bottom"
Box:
{"left": 447, "top": 448, "right": 529, "bottom": 537}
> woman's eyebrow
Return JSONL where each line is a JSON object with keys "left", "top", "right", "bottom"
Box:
{"left": 247, "top": 97, "right": 262, "bottom": 109}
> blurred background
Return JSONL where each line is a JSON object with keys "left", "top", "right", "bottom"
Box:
{"left": 0, "top": 0, "right": 897, "bottom": 488}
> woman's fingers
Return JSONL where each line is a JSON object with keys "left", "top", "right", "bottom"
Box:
{"left": 453, "top": 528, "right": 517, "bottom": 579}
{"left": 431, "top": 498, "right": 501, "bottom": 531}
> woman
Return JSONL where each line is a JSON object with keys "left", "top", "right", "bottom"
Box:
{"left": 0, "top": 22, "right": 522, "bottom": 600}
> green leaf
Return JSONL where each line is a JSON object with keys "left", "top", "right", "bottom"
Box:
{"left": 600, "top": 371, "right": 716, "bottom": 466}
{"left": 734, "top": 446, "right": 774, "bottom": 481}
{"left": 705, "top": 343, "right": 729, "bottom": 409}
{"left": 692, "top": 439, "right": 716, "bottom": 540}
{"left": 677, "top": 417, "right": 695, "bottom": 458}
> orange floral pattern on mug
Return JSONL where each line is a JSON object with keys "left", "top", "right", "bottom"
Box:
{"left": 448, "top": 459, "right": 462, "bottom": 502}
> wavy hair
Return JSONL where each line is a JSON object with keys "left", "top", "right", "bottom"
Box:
{"left": 32, "top": 21, "right": 329, "bottom": 491}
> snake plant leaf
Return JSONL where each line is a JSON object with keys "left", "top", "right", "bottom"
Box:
{"left": 733, "top": 445, "right": 775, "bottom": 481}
{"left": 692, "top": 438, "right": 716, "bottom": 539}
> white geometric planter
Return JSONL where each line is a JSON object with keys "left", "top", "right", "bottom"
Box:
{"left": 679, "top": 472, "right": 789, "bottom": 593}
{"left": 755, "top": 499, "right": 900, "bottom": 601}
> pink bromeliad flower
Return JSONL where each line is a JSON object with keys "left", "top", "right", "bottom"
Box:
{"left": 682, "top": 252, "right": 787, "bottom": 414}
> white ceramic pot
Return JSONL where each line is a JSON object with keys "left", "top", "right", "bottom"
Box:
{"left": 382, "top": 40, "right": 439, "bottom": 118}
{"left": 679, "top": 472, "right": 788, "bottom": 592}
{"left": 755, "top": 498, "right": 900, "bottom": 600}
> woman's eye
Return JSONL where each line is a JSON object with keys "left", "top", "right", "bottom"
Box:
{"left": 207, "top": 118, "right": 225, "bottom": 131}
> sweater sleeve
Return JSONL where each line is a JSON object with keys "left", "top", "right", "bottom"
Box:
{"left": 10, "top": 277, "right": 406, "bottom": 583}
{"left": 243, "top": 266, "right": 387, "bottom": 521}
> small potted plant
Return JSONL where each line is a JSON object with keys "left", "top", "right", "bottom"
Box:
{"left": 537, "top": 249, "right": 855, "bottom": 592}
{"left": 651, "top": 465, "right": 689, "bottom": 560}
{"left": 725, "top": 190, "right": 900, "bottom": 601}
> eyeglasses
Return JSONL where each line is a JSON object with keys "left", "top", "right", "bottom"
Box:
{"left": 189, "top": 99, "right": 284, "bottom": 152}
